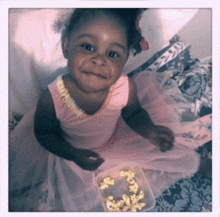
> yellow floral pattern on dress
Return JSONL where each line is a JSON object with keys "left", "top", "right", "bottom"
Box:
{"left": 56, "top": 76, "right": 116, "bottom": 118}
{"left": 56, "top": 77, "right": 87, "bottom": 118}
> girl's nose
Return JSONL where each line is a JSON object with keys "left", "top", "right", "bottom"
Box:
{"left": 91, "top": 54, "right": 107, "bottom": 66}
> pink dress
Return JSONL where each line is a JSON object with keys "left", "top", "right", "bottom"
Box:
{"left": 9, "top": 70, "right": 211, "bottom": 211}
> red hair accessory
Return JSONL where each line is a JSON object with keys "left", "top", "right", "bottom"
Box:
{"left": 136, "top": 16, "right": 149, "bottom": 51}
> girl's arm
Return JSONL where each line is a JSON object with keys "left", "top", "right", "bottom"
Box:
{"left": 121, "top": 77, "right": 174, "bottom": 152}
{"left": 34, "top": 89, "right": 104, "bottom": 170}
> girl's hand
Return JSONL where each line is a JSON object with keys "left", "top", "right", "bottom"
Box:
{"left": 73, "top": 148, "right": 105, "bottom": 171}
{"left": 147, "top": 125, "right": 175, "bottom": 152}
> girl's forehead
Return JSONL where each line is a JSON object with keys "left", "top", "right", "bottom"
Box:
{"left": 73, "top": 13, "right": 127, "bottom": 40}
{"left": 79, "top": 12, "right": 125, "bottom": 31}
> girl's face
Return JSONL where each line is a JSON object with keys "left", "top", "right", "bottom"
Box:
{"left": 62, "top": 12, "right": 129, "bottom": 94}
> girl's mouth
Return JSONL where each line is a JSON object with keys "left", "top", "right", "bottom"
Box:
{"left": 82, "top": 70, "right": 107, "bottom": 79}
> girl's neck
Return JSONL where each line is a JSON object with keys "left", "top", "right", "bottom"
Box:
{"left": 63, "top": 74, "right": 111, "bottom": 115}
{"left": 64, "top": 73, "right": 109, "bottom": 98}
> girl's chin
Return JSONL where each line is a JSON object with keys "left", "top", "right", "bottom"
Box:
{"left": 71, "top": 74, "right": 113, "bottom": 94}
{"left": 78, "top": 83, "right": 110, "bottom": 94}
{"left": 80, "top": 80, "right": 112, "bottom": 93}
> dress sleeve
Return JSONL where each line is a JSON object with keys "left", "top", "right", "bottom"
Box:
{"left": 110, "top": 75, "right": 129, "bottom": 110}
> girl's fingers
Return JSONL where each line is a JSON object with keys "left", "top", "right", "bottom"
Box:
{"left": 78, "top": 156, "right": 104, "bottom": 171}
{"left": 85, "top": 150, "right": 104, "bottom": 163}
{"left": 88, "top": 156, "right": 104, "bottom": 163}
{"left": 82, "top": 149, "right": 101, "bottom": 158}
{"left": 157, "top": 126, "right": 174, "bottom": 136}
{"left": 155, "top": 136, "right": 174, "bottom": 152}
{"left": 160, "top": 141, "right": 174, "bottom": 152}
{"left": 88, "top": 151, "right": 100, "bottom": 158}
{"left": 157, "top": 126, "right": 175, "bottom": 143}
{"left": 157, "top": 125, "right": 173, "bottom": 133}
{"left": 75, "top": 149, "right": 104, "bottom": 170}
{"left": 156, "top": 133, "right": 174, "bottom": 144}
{"left": 86, "top": 158, "right": 105, "bottom": 170}
{"left": 93, "top": 158, "right": 105, "bottom": 166}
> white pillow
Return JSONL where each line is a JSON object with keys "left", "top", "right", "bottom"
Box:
{"left": 9, "top": 9, "right": 72, "bottom": 118}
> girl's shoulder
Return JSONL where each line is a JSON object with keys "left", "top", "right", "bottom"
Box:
{"left": 113, "top": 74, "right": 129, "bottom": 91}
{"left": 122, "top": 76, "right": 139, "bottom": 109}
{"left": 34, "top": 88, "right": 59, "bottom": 134}
{"left": 36, "top": 88, "right": 56, "bottom": 116}
{"left": 109, "top": 74, "right": 130, "bottom": 109}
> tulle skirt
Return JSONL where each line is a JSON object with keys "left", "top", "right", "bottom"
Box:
{"left": 9, "top": 71, "right": 211, "bottom": 211}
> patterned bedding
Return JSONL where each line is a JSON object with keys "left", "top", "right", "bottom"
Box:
{"left": 128, "top": 36, "right": 212, "bottom": 212}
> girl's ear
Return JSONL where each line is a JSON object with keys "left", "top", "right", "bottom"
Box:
{"left": 61, "top": 36, "right": 69, "bottom": 59}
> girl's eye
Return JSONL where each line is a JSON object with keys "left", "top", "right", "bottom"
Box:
{"left": 81, "top": 43, "right": 94, "bottom": 52}
{"left": 108, "top": 51, "right": 120, "bottom": 58}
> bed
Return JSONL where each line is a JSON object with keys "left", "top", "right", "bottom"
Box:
{"left": 9, "top": 8, "right": 212, "bottom": 212}
{"left": 128, "top": 38, "right": 212, "bottom": 212}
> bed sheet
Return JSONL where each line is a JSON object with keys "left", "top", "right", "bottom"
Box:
{"left": 128, "top": 38, "right": 212, "bottom": 212}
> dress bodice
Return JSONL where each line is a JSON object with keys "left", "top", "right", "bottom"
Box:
{"left": 48, "top": 74, "right": 129, "bottom": 149}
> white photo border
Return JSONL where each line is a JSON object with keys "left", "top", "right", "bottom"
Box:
{"left": 1, "top": 1, "right": 219, "bottom": 217}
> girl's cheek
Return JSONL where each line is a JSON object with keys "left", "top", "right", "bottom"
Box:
{"left": 69, "top": 46, "right": 81, "bottom": 56}
{"left": 112, "top": 59, "right": 127, "bottom": 71}
{"left": 110, "top": 63, "right": 124, "bottom": 78}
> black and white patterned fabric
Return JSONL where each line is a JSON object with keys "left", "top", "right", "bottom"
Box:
{"left": 128, "top": 36, "right": 212, "bottom": 212}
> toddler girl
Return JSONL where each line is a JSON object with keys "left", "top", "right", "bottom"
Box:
{"left": 35, "top": 8, "right": 174, "bottom": 171}
{"left": 10, "top": 9, "right": 204, "bottom": 211}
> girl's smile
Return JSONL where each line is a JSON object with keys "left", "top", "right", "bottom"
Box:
{"left": 81, "top": 70, "right": 108, "bottom": 80}
{"left": 62, "top": 12, "right": 129, "bottom": 94}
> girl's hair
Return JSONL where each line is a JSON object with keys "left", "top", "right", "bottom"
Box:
{"left": 61, "top": 8, "right": 147, "bottom": 55}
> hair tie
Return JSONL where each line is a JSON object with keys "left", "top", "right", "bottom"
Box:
{"left": 135, "top": 16, "right": 149, "bottom": 51}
